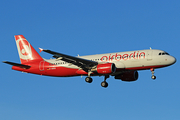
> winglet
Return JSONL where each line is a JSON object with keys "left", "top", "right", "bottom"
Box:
{"left": 39, "top": 48, "right": 44, "bottom": 53}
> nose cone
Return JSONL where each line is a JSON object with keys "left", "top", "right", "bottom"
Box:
{"left": 169, "top": 56, "right": 176, "bottom": 65}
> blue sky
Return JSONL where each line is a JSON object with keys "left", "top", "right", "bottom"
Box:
{"left": 0, "top": 0, "right": 179, "bottom": 120}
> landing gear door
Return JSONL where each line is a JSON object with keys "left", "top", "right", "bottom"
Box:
{"left": 147, "top": 50, "right": 153, "bottom": 61}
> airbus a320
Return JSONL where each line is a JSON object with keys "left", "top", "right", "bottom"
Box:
{"left": 3, "top": 35, "right": 176, "bottom": 88}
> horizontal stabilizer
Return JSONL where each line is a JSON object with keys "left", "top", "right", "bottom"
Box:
{"left": 3, "top": 61, "right": 31, "bottom": 69}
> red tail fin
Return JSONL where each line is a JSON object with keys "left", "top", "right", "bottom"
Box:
{"left": 15, "top": 35, "right": 43, "bottom": 64}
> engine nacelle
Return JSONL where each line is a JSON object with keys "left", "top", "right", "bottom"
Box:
{"left": 115, "top": 71, "right": 138, "bottom": 81}
{"left": 96, "top": 63, "right": 116, "bottom": 74}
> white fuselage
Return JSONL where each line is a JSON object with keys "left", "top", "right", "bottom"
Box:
{"left": 44, "top": 49, "right": 176, "bottom": 73}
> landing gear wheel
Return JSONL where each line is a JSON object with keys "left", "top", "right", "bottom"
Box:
{"left": 150, "top": 68, "right": 156, "bottom": 80}
{"left": 85, "top": 77, "right": 93, "bottom": 83}
{"left": 151, "top": 75, "right": 156, "bottom": 80}
{"left": 101, "top": 81, "right": 108, "bottom": 88}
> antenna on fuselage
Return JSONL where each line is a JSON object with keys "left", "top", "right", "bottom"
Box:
{"left": 150, "top": 47, "right": 152, "bottom": 50}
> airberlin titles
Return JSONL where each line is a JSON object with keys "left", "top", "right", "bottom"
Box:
{"left": 101, "top": 51, "right": 145, "bottom": 62}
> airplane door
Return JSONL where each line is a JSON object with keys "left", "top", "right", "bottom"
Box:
{"left": 39, "top": 61, "right": 45, "bottom": 71}
{"left": 147, "top": 50, "right": 152, "bottom": 61}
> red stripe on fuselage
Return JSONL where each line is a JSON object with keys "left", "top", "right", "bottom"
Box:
{"left": 12, "top": 60, "right": 169, "bottom": 77}
{"left": 12, "top": 61, "right": 79, "bottom": 77}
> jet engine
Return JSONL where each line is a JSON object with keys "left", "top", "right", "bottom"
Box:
{"left": 115, "top": 71, "right": 138, "bottom": 81}
{"left": 94, "top": 63, "right": 116, "bottom": 74}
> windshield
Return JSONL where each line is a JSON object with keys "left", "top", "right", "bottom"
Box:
{"left": 159, "top": 52, "right": 169, "bottom": 55}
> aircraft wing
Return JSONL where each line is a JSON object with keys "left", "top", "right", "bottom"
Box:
{"left": 40, "top": 48, "right": 98, "bottom": 71}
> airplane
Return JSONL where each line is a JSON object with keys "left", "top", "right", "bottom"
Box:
{"left": 3, "top": 35, "right": 176, "bottom": 88}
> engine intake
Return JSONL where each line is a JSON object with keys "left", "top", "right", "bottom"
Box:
{"left": 94, "top": 63, "right": 116, "bottom": 74}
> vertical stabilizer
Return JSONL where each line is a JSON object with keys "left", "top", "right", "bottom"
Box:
{"left": 15, "top": 35, "right": 43, "bottom": 64}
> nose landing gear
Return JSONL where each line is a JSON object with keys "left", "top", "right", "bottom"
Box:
{"left": 150, "top": 68, "right": 156, "bottom": 80}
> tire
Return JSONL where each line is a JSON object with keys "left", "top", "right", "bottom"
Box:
{"left": 101, "top": 81, "right": 108, "bottom": 88}
{"left": 85, "top": 77, "right": 93, "bottom": 83}
{"left": 151, "top": 75, "right": 156, "bottom": 80}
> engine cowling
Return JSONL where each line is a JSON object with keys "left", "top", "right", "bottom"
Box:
{"left": 96, "top": 63, "right": 116, "bottom": 74}
{"left": 115, "top": 71, "right": 138, "bottom": 81}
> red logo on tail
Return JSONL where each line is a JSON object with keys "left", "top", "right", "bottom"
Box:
{"left": 15, "top": 36, "right": 32, "bottom": 60}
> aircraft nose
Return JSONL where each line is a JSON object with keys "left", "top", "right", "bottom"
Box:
{"left": 169, "top": 56, "right": 176, "bottom": 65}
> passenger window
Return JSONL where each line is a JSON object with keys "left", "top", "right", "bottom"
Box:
{"left": 159, "top": 53, "right": 161, "bottom": 55}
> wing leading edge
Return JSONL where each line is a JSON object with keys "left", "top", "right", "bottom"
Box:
{"left": 40, "top": 48, "right": 98, "bottom": 71}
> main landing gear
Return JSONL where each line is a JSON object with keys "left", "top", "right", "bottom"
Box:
{"left": 101, "top": 75, "right": 109, "bottom": 88}
{"left": 150, "top": 68, "right": 156, "bottom": 80}
{"left": 85, "top": 77, "right": 93, "bottom": 83}
{"left": 85, "top": 75, "right": 109, "bottom": 88}
{"left": 85, "top": 71, "right": 93, "bottom": 83}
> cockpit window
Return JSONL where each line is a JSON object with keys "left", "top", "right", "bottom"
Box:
{"left": 165, "top": 52, "right": 169, "bottom": 55}
{"left": 159, "top": 52, "right": 169, "bottom": 55}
